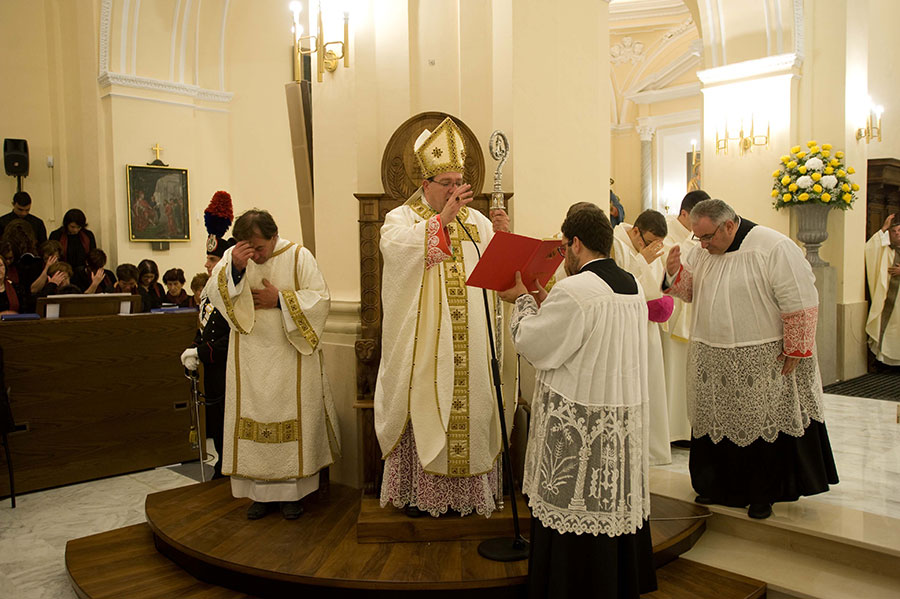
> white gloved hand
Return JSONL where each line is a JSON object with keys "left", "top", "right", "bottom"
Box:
{"left": 180, "top": 347, "right": 200, "bottom": 371}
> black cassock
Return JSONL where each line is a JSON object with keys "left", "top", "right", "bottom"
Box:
{"left": 528, "top": 258, "right": 657, "bottom": 599}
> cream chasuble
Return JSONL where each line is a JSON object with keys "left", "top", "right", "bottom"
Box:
{"left": 865, "top": 230, "right": 900, "bottom": 365}
{"left": 611, "top": 224, "right": 671, "bottom": 465}
{"left": 661, "top": 216, "right": 695, "bottom": 441}
{"left": 208, "top": 239, "right": 341, "bottom": 498}
{"left": 375, "top": 189, "right": 515, "bottom": 478}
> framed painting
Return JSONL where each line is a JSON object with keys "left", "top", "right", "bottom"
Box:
{"left": 126, "top": 165, "right": 190, "bottom": 242}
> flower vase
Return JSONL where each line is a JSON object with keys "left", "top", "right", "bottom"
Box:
{"left": 794, "top": 203, "right": 831, "bottom": 267}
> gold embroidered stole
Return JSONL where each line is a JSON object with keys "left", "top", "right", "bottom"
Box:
{"left": 406, "top": 196, "right": 481, "bottom": 476}
{"left": 229, "top": 242, "right": 312, "bottom": 479}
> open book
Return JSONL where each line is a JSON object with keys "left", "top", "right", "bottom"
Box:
{"left": 466, "top": 231, "right": 563, "bottom": 292}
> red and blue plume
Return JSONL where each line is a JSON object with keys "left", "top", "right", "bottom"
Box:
{"left": 204, "top": 190, "right": 233, "bottom": 237}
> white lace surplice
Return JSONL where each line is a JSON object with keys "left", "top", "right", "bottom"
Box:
{"left": 668, "top": 225, "right": 825, "bottom": 446}
{"left": 511, "top": 274, "right": 651, "bottom": 538}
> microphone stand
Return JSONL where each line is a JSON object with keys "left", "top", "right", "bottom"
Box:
{"left": 457, "top": 216, "right": 528, "bottom": 562}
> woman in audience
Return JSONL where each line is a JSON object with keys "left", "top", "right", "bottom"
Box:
{"left": 77, "top": 249, "right": 117, "bottom": 294}
{"left": 114, "top": 263, "right": 139, "bottom": 294}
{"left": 162, "top": 267, "right": 191, "bottom": 307}
{"left": 137, "top": 259, "right": 164, "bottom": 311}
{"left": 49, "top": 209, "right": 97, "bottom": 269}
{"left": 1, "top": 220, "right": 42, "bottom": 290}
{"left": 0, "top": 254, "right": 26, "bottom": 315}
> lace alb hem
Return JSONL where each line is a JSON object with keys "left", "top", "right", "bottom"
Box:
{"left": 522, "top": 383, "right": 649, "bottom": 537}
{"left": 529, "top": 499, "right": 649, "bottom": 538}
{"left": 379, "top": 425, "right": 502, "bottom": 518}
{"left": 688, "top": 339, "right": 825, "bottom": 446}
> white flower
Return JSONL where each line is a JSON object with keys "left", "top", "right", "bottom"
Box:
{"left": 821, "top": 175, "right": 838, "bottom": 189}
{"left": 805, "top": 157, "right": 825, "bottom": 171}
{"left": 797, "top": 175, "right": 813, "bottom": 189}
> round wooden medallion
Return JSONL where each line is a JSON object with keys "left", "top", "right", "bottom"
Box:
{"left": 381, "top": 111, "right": 485, "bottom": 199}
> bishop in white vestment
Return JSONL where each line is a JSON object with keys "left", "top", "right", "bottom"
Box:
{"left": 208, "top": 210, "right": 341, "bottom": 519}
{"left": 611, "top": 211, "right": 671, "bottom": 465}
{"left": 503, "top": 203, "right": 656, "bottom": 599}
{"left": 865, "top": 213, "right": 900, "bottom": 366}
{"left": 665, "top": 199, "right": 837, "bottom": 520}
{"left": 375, "top": 117, "right": 515, "bottom": 517}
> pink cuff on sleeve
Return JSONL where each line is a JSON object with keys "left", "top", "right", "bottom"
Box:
{"left": 425, "top": 215, "right": 452, "bottom": 270}
{"left": 781, "top": 306, "right": 817, "bottom": 357}
{"left": 666, "top": 266, "right": 693, "bottom": 303}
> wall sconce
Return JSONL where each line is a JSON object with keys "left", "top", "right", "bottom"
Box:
{"left": 856, "top": 98, "right": 884, "bottom": 143}
{"left": 715, "top": 118, "right": 769, "bottom": 156}
{"left": 290, "top": 1, "right": 349, "bottom": 83}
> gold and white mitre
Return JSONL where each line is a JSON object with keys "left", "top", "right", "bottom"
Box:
{"left": 413, "top": 117, "right": 466, "bottom": 179}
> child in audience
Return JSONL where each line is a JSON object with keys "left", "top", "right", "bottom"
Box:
{"left": 190, "top": 272, "right": 209, "bottom": 308}
{"left": 35, "top": 262, "right": 74, "bottom": 299}
{"left": 137, "top": 259, "right": 164, "bottom": 311}
{"left": 30, "top": 240, "right": 63, "bottom": 294}
{"left": 114, "top": 263, "right": 139, "bottom": 294}
{"left": 162, "top": 268, "right": 191, "bottom": 307}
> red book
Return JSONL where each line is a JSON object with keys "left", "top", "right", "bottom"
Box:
{"left": 466, "top": 231, "right": 564, "bottom": 292}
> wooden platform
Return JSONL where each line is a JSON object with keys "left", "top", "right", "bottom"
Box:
{"left": 59, "top": 478, "right": 716, "bottom": 597}
{"left": 66, "top": 513, "right": 765, "bottom": 599}
{"left": 357, "top": 493, "right": 532, "bottom": 543}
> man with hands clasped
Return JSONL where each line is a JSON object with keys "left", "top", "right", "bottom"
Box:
{"left": 663, "top": 198, "right": 838, "bottom": 520}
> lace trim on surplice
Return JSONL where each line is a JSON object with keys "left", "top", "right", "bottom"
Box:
{"left": 523, "top": 383, "right": 650, "bottom": 538}
{"left": 687, "top": 339, "right": 825, "bottom": 446}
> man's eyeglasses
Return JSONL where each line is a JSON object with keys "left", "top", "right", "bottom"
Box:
{"left": 556, "top": 239, "right": 574, "bottom": 257}
{"left": 429, "top": 179, "right": 466, "bottom": 188}
{"left": 691, "top": 223, "right": 722, "bottom": 243}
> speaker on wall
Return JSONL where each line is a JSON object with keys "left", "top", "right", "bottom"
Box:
{"left": 4, "top": 139, "right": 29, "bottom": 177}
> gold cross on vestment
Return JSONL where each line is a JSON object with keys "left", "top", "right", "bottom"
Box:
{"left": 151, "top": 143, "right": 163, "bottom": 161}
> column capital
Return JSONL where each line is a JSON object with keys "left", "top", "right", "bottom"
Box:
{"left": 636, "top": 125, "right": 656, "bottom": 141}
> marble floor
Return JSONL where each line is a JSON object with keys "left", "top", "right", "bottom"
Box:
{"left": 0, "top": 394, "right": 897, "bottom": 599}
{"left": 655, "top": 393, "right": 900, "bottom": 521}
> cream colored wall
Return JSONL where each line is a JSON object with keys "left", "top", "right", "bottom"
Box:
{"left": 611, "top": 131, "right": 642, "bottom": 220}
{"left": 512, "top": 0, "right": 610, "bottom": 237}
{"left": 867, "top": 0, "right": 900, "bottom": 160}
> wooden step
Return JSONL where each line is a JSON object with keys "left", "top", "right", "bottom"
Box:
{"left": 65, "top": 523, "right": 251, "bottom": 599}
{"left": 66, "top": 523, "right": 765, "bottom": 599}
{"left": 646, "top": 558, "right": 766, "bottom": 599}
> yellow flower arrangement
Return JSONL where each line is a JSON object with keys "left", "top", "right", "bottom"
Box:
{"left": 772, "top": 141, "right": 858, "bottom": 210}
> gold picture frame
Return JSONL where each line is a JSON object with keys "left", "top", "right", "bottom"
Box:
{"left": 126, "top": 164, "right": 190, "bottom": 242}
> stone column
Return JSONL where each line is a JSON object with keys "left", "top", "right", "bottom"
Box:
{"left": 636, "top": 125, "right": 655, "bottom": 212}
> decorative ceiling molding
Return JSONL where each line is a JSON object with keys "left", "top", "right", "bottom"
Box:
{"left": 637, "top": 109, "right": 701, "bottom": 131}
{"left": 625, "top": 41, "right": 702, "bottom": 96}
{"left": 101, "top": 90, "right": 231, "bottom": 113}
{"left": 627, "top": 82, "right": 701, "bottom": 105}
{"left": 620, "top": 19, "right": 698, "bottom": 95}
{"left": 98, "top": 71, "right": 234, "bottom": 102}
{"left": 99, "top": 0, "right": 112, "bottom": 75}
{"left": 609, "top": 0, "right": 690, "bottom": 22}
{"left": 97, "top": 0, "right": 233, "bottom": 104}
{"left": 697, "top": 52, "right": 801, "bottom": 85}
{"left": 611, "top": 37, "right": 646, "bottom": 65}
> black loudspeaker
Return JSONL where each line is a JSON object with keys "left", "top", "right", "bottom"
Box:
{"left": 3, "top": 139, "right": 29, "bottom": 177}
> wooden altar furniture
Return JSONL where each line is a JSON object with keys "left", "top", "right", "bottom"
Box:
{"left": 0, "top": 311, "right": 198, "bottom": 496}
